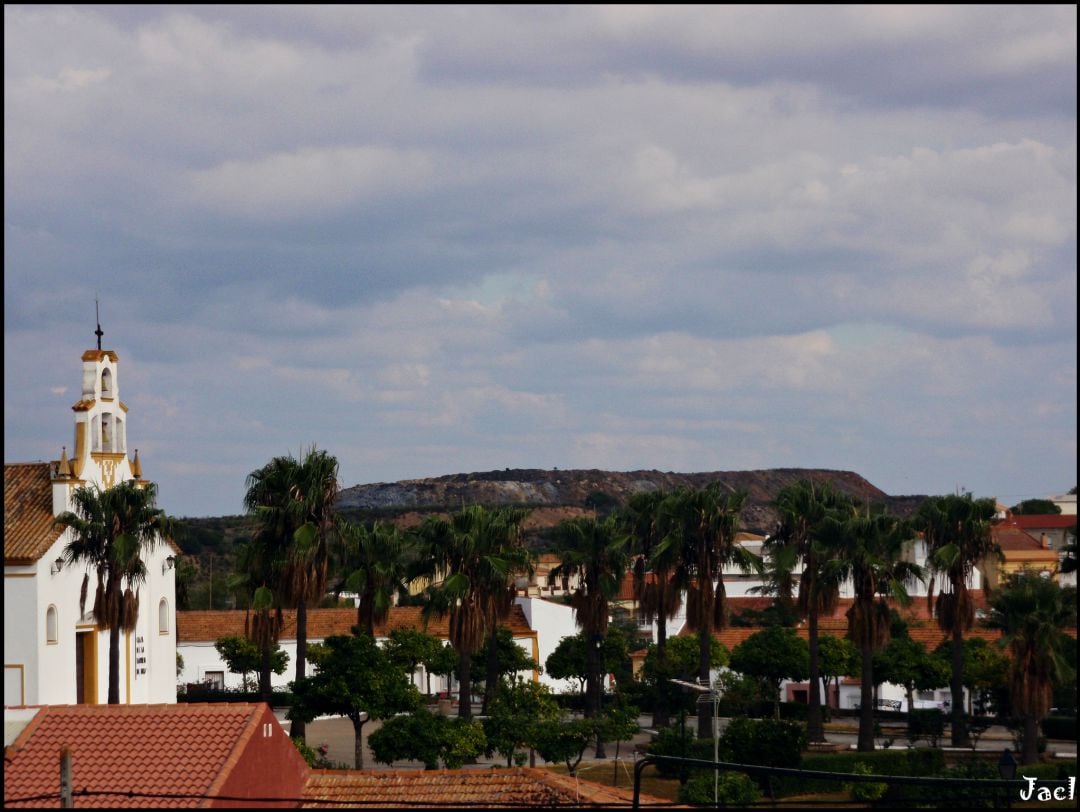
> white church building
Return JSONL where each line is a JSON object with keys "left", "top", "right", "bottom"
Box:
{"left": 4, "top": 341, "right": 178, "bottom": 706}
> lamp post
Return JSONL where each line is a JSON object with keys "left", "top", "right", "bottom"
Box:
{"left": 671, "top": 677, "right": 722, "bottom": 805}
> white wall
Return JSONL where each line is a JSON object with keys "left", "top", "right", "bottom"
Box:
{"left": 514, "top": 596, "right": 581, "bottom": 693}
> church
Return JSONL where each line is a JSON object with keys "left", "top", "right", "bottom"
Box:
{"left": 4, "top": 335, "right": 178, "bottom": 705}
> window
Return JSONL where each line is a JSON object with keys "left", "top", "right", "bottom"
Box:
{"left": 100, "top": 368, "right": 113, "bottom": 397}
{"left": 46, "top": 605, "right": 58, "bottom": 644}
{"left": 203, "top": 671, "right": 225, "bottom": 690}
{"left": 158, "top": 598, "right": 170, "bottom": 634}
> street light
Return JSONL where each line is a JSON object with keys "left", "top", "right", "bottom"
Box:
{"left": 670, "top": 678, "right": 723, "bottom": 805}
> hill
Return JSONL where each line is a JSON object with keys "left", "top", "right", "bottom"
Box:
{"left": 336, "top": 467, "right": 926, "bottom": 534}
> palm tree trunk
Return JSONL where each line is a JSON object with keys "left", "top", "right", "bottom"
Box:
{"left": 259, "top": 639, "right": 272, "bottom": 703}
{"left": 107, "top": 577, "right": 121, "bottom": 704}
{"left": 586, "top": 632, "right": 606, "bottom": 758}
{"left": 1021, "top": 715, "right": 1039, "bottom": 765}
{"left": 807, "top": 608, "right": 825, "bottom": 742}
{"left": 950, "top": 625, "right": 969, "bottom": 747}
{"left": 652, "top": 615, "right": 670, "bottom": 728}
{"left": 458, "top": 648, "right": 472, "bottom": 719}
{"left": 697, "top": 627, "right": 712, "bottom": 740}
{"left": 858, "top": 644, "right": 875, "bottom": 751}
{"left": 291, "top": 601, "right": 307, "bottom": 740}
{"left": 108, "top": 623, "right": 121, "bottom": 704}
{"left": 482, "top": 626, "right": 499, "bottom": 715}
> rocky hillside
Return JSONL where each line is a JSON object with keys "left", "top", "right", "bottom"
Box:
{"left": 337, "top": 467, "right": 926, "bottom": 534}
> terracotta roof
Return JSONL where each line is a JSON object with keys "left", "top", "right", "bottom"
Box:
{"left": 992, "top": 524, "right": 1051, "bottom": 552}
{"left": 3, "top": 703, "right": 304, "bottom": 808}
{"left": 1003, "top": 514, "right": 1076, "bottom": 530}
{"left": 4, "top": 463, "right": 64, "bottom": 564}
{"left": 178, "top": 604, "right": 535, "bottom": 643}
{"left": 302, "top": 767, "right": 673, "bottom": 807}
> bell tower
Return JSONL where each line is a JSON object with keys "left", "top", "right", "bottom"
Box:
{"left": 60, "top": 312, "right": 136, "bottom": 492}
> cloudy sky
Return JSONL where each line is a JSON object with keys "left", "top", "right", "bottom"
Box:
{"left": 4, "top": 5, "right": 1076, "bottom": 518}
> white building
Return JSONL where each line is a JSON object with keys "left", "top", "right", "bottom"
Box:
{"left": 4, "top": 344, "right": 178, "bottom": 706}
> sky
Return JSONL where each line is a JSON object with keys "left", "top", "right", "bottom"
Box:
{"left": 4, "top": 5, "right": 1076, "bottom": 518}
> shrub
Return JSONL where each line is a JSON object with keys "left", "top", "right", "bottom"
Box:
{"left": 846, "top": 762, "right": 888, "bottom": 802}
{"left": 678, "top": 771, "right": 761, "bottom": 806}
{"left": 718, "top": 716, "right": 805, "bottom": 769}
{"left": 647, "top": 720, "right": 713, "bottom": 779}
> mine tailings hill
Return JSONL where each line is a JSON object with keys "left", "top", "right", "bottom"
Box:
{"left": 336, "top": 467, "right": 927, "bottom": 535}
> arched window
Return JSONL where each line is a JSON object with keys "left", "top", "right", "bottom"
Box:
{"left": 101, "top": 368, "right": 113, "bottom": 398}
{"left": 158, "top": 598, "right": 170, "bottom": 634}
{"left": 46, "top": 605, "right": 58, "bottom": 644}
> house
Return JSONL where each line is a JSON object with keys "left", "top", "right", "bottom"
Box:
{"left": 177, "top": 605, "right": 540, "bottom": 695}
{"left": 3, "top": 702, "right": 309, "bottom": 807}
{"left": 983, "top": 523, "right": 1061, "bottom": 589}
{"left": 4, "top": 343, "right": 178, "bottom": 706}
{"left": 3, "top": 702, "right": 671, "bottom": 808}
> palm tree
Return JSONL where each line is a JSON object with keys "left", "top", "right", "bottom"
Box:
{"left": 550, "top": 514, "right": 632, "bottom": 759}
{"left": 914, "top": 494, "right": 999, "bottom": 747}
{"left": 623, "top": 489, "right": 682, "bottom": 727}
{"left": 244, "top": 446, "right": 340, "bottom": 740}
{"left": 231, "top": 535, "right": 285, "bottom": 703}
{"left": 988, "top": 571, "right": 1077, "bottom": 764}
{"left": 56, "top": 480, "right": 169, "bottom": 704}
{"left": 824, "top": 509, "right": 923, "bottom": 751}
{"left": 341, "top": 520, "right": 418, "bottom": 637}
{"left": 763, "top": 480, "right": 855, "bottom": 743}
{"left": 417, "top": 505, "right": 531, "bottom": 720}
{"left": 656, "top": 485, "right": 757, "bottom": 739}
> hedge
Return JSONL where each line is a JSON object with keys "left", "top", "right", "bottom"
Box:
{"left": 1040, "top": 716, "right": 1077, "bottom": 740}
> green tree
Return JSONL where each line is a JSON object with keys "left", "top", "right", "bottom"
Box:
{"left": 288, "top": 633, "right": 423, "bottom": 768}
{"left": 875, "top": 633, "right": 949, "bottom": 717}
{"left": 656, "top": 485, "right": 758, "bottom": 738}
{"left": 623, "top": 489, "right": 682, "bottom": 727}
{"left": 730, "top": 626, "right": 809, "bottom": 719}
{"left": 988, "top": 572, "right": 1077, "bottom": 764}
{"left": 245, "top": 446, "right": 341, "bottom": 740}
{"left": 545, "top": 629, "right": 632, "bottom": 695}
{"left": 340, "top": 520, "right": 417, "bottom": 637}
{"left": 214, "top": 635, "right": 288, "bottom": 691}
{"left": 57, "top": 480, "right": 171, "bottom": 704}
{"left": 824, "top": 510, "right": 922, "bottom": 751}
{"left": 762, "top": 480, "right": 854, "bottom": 741}
{"left": 932, "top": 637, "right": 1010, "bottom": 716}
{"left": 369, "top": 710, "right": 487, "bottom": 769}
{"left": 818, "top": 635, "right": 860, "bottom": 711}
{"left": 549, "top": 514, "right": 632, "bottom": 758}
{"left": 533, "top": 716, "right": 604, "bottom": 775}
{"left": 482, "top": 677, "right": 562, "bottom": 766}
{"left": 914, "top": 493, "right": 999, "bottom": 746}
{"left": 231, "top": 535, "right": 285, "bottom": 702}
{"left": 416, "top": 505, "right": 532, "bottom": 719}
{"left": 383, "top": 628, "right": 446, "bottom": 696}
{"left": 469, "top": 626, "right": 539, "bottom": 691}
{"left": 1010, "top": 499, "right": 1061, "bottom": 515}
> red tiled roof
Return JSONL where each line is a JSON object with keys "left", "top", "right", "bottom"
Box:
{"left": 302, "top": 767, "right": 673, "bottom": 807}
{"left": 1003, "top": 514, "right": 1076, "bottom": 531}
{"left": 4, "top": 463, "right": 64, "bottom": 563}
{"left": 992, "top": 524, "right": 1053, "bottom": 552}
{"left": 3, "top": 703, "right": 302, "bottom": 808}
{"left": 177, "top": 604, "right": 535, "bottom": 643}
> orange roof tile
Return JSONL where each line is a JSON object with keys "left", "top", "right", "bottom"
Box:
{"left": 178, "top": 604, "right": 535, "bottom": 643}
{"left": 3, "top": 703, "right": 297, "bottom": 808}
{"left": 992, "top": 524, "right": 1048, "bottom": 552}
{"left": 4, "top": 463, "right": 64, "bottom": 563}
{"left": 302, "top": 767, "right": 673, "bottom": 807}
{"left": 1003, "top": 514, "right": 1076, "bottom": 531}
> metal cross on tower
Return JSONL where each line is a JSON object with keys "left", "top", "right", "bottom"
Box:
{"left": 95, "top": 296, "right": 104, "bottom": 350}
